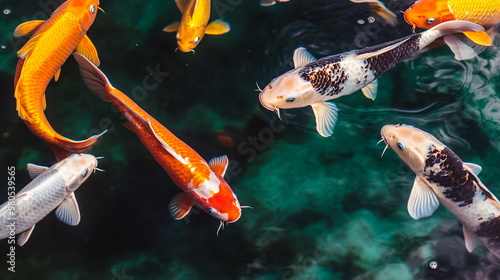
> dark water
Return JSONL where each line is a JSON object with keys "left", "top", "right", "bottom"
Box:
{"left": 1, "top": 0, "right": 500, "bottom": 279}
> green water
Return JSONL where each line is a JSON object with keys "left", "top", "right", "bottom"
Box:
{"left": 1, "top": 0, "right": 500, "bottom": 279}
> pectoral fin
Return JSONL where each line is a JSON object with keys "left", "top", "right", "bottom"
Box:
{"left": 311, "top": 101, "right": 339, "bottom": 137}
{"left": 17, "top": 225, "right": 35, "bottom": 246}
{"left": 443, "top": 35, "right": 477, "bottom": 61}
{"left": 26, "top": 163, "right": 49, "bottom": 179}
{"left": 13, "top": 20, "right": 45, "bottom": 37}
{"left": 208, "top": 155, "right": 229, "bottom": 177}
{"left": 293, "top": 47, "right": 317, "bottom": 68}
{"left": 163, "top": 21, "right": 180, "bottom": 32}
{"left": 55, "top": 193, "right": 81, "bottom": 226}
{"left": 361, "top": 79, "right": 377, "bottom": 100}
{"left": 76, "top": 35, "right": 100, "bottom": 67}
{"left": 407, "top": 176, "right": 440, "bottom": 220}
{"left": 169, "top": 193, "right": 194, "bottom": 220}
{"left": 463, "top": 225, "right": 482, "bottom": 253}
{"left": 463, "top": 30, "right": 492, "bottom": 46}
{"left": 205, "top": 19, "right": 231, "bottom": 35}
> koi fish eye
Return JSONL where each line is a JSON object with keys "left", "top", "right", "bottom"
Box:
{"left": 397, "top": 143, "right": 405, "bottom": 151}
{"left": 90, "top": 5, "right": 96, "bottom": 14}
{"left": 286, "top": 97, "right": 296, "bottom": 103}
{"left": 427, "top": 18, "right": 435, "bottom": 24}
{"left": 194, "top": 37, "right": 200, "bottom": 44}
{"left": 208, "top": 207, "right": 217, "bottom": 215}
{"left": 82, "top": 169, "right": 89, "bottom": 177}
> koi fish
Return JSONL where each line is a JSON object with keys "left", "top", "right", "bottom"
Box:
{"left": 258, "top": 20, "right": 484, "bottom": 137}
{"left": 163, "top": 0, "right": 230, "bottom": 52}
{"left": 0, "top": 154, "right": 100, "bottom": 246}
{"left": 404, "top": 0, "right": 496, "bottom": 49}
{"left": 261, "top": 0, "right": 398, "bottom": 27}
{"left": 73, "top": 53, "right": 245, "bottom": 232}
{"left": 13, "top": 0, "right": 104, "bottom": 161}
{"left": 380, "top": 124, "right": 500, "bottom": 259}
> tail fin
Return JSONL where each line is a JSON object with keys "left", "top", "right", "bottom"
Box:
{"left": 48, "top": 129, "right": 107, "bottom": 161}
{"left": 443, "top": 35, "right": 477, "bottom": 61}
{"left": 463, "top": 30, "right": 492, "bottom": 46}
{"left": 428, "top": 20, "right": 485, "bottom": 38}
{"left": 72, "top": 53, "right": 112, "bottom": 102}
{"left": 422, "top": 20, "right": 486, "bottom": 60}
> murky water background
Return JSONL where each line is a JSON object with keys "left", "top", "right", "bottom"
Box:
{"left": 1, "top": 0, "right": 500, "bottom": 279}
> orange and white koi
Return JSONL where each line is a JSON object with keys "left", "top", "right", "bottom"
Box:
{"left": 261, "top": 0, "right": 398, "bottom": 26}
{"left": 163, "top": 0, "right": 231, "bottom": 52}
{"left": 73, "top": 53, "right": 245, "bottom": 232}
{"left": 404, "top": 0, "right": 496, "bottom": 58}
{"left": 13, "top": 0, "right": 104, "bottom": 160}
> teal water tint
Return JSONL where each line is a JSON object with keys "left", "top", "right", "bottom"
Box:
{"left": 1, "top": 0, "right": 500, "bottom": 279}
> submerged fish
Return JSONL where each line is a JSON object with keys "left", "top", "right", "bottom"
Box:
{"left": 13, "top": 0, "right": 104, "bottom": 161}
{"left": 0, "top": 154, "right": 99, "bottom": 246}
{"left": 381, "top": 124, "right": 500, "bottom": 259}
{"left": 261, "top": 0, "right": 398, "bottom": 26}
{"left": 258, "top": 20, "right": 484, "bottom": 137}
{"left": 163, "top": 0, "right": 230, "bottom": 52}
{"left": 73, "top": 53, "right": 244, "bottom": 232}
{"left": 404, "top": 0, "right": 498, "bottom": 45}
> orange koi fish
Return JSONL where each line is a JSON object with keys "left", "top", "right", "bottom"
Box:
{"left": 163, "top": 0, "right": 231, "bottom": 52}
{"left": 13, "top": 0, "right": 104, "bottom": 160}
{"left": 404, "top": 0, "right": 496, "bottom": 47}
{"left": 73, "top": 53, "right": 245, "bottom": 232}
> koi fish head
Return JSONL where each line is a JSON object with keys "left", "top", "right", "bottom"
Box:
{"left": 176, "top": 24, "right": 206, "bottom": 52}
{"left": 197, "top": 173, "right": 242, "bottom": 223}
{"left": 403, "top": 0, "right": 454, "bottom": 31}
{"left": 380, "top": 124, "right": 445, "bottom": 174}
{"left": 259, "top": 68, "right": 316, "bottom": 114}
{"left": 56, "top": 153, "right": 99, "bottom": 192}
{"left": 54, "top": 0, "right": 101, "bottom": 31}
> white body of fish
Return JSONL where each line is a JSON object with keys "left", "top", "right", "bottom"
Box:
{"left": 0, "top": 154, "right": 98, "bottom": 246}
{"left": 259, "top": 20, "right": 484, "bottom": 137}
{"left": 381, "top": 124, "right": 500, "bottom": 258}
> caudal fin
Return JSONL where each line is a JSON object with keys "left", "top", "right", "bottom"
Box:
{"left": 422, "top": 20, "right": 486, "bottom": 60}
{"left": 72, "top": 53, "right": 113, "bottom": 102}
{"left": 49, "top": 129, "right": 107, "bottom": 161}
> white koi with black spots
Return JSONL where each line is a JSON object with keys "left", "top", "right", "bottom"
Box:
{"left": 381, "top": 124, "right": 500, "bottom": 259}
{"left": 0, "top": 154, "right": 99, "bottom": 246}
{"left": 259, "top": 20, "right": 484, "bottom": 137}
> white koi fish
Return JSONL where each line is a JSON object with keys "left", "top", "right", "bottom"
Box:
{"left": 0, "top": 154, "right": 99, "bottom": 246}
{"left": 381, "top": 124, "right": 500, "bottom": 258}
{"left": 258, "top": 20, "right": 484, "bottom": 137}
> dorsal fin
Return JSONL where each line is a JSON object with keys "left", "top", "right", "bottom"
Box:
{"left": 208, "top": 155, "right": 229, "bottom": 176}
